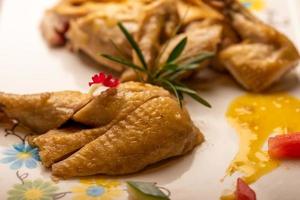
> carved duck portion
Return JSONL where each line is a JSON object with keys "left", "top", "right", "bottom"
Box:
{"left": 41, "top": 0, "right": 223, "bottom": 74}
{"left": 0, "top": 91, "right": 91, "bottom": 133}
{"left": 41, "top": 0, "right": 299, "bottom": 92}
{"left": 205, "top": 0, "right": 300, "bottom": 91}
{"left": 0, "top": 82, "right": 203, "bottom": 178}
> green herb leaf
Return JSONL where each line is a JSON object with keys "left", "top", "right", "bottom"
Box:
{"left": 109, "top": 39, "right": 128, "bottom": 58}
{"left": 100, "top": 21, "right": 212, "bottom": 109}
{"left": 167, "top": 64, "right": 198, "bottom": 80}
{"left": 127, "top": 181, "right": 170, "bottom": 200}
{"left": 163, "top": 63, "right": 179, "bottom": 71}
{"left": 181, "top": 52, "right": 215, "bottom": 65}
{"left": 155, "top": 63, "right": 178, "bottom": 78}
{"left": 118, "top": 22, "right": 148, "bottom": 70}
{"left": 178, "top": 63, "right": 201, "bottom": 71}
{"left": 153, "top": 14, "right": 185, "bottom": 69}
{"left": 175, "top": 86, "right": 211, "bottom": 108}
{"left": 167, "top": 37, "right": 187, "bottom": 64}
{"left": 187, "top": 93, "right": 212, "bottom": 108}
{"left": 160, "top": 79, "right": 183, "bottom": 107}
{"left": 161, "top": 63, "right": 198, "bottom": 80}
{"left": 101, "top": 54, "right": 145, "bottom": 72}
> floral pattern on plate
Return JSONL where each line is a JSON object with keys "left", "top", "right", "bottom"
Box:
{"left": 71, "top": 179, "right": 125, "bottom": 200}
{"left": 0, "top": 143, "right": 40, "bottom": 170}
{"left": 240, "top": 0, "right": 265, "bottom": 11}
{"left": 7, "top": 179, "right": 59, "bottom": 200}
{"left": 0, "top": 0, "right": 296, "bottom": 199}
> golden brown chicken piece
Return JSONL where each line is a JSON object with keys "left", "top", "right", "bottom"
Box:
{"left": 73, "top": 82, "right": 169, "bottom": 126}
{"left": 0, "top": 91, "right": 91, "bottom": 133}
{"left": 205, "top": 0, "right": 300, "bottom": 91}
{"left": 33, "top": 82, "right": 171, "bottom": 167}
{"left": 0, "top": 82, "right": 203, "bottom": 178}
{"left": 52, "top": 95, "right": 202, "bottom": 177}
{"left": 33, "top": 126, "right": 110, "bottom": 167}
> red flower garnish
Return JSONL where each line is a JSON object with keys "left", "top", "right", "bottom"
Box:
{"left": 89, "top": 72, "right": 120, "bottom": 88}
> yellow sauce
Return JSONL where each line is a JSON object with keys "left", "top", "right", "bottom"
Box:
{"left": 220, "top": 193, "right": 235, "bottom": 200}
{"left": 226, "top": 93, "right": 300, "bottom": 184}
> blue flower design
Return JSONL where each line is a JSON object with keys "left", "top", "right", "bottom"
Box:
{"left": 1, "top": 143, "right": 40, "bottom": 170}
{"left": 243, "top": 2, "right": 252, "bottom": 8}
{"left": 86, "top": 185, "right": 105, "bottom": 197}
{"left": 239, "top": 0, "right": 265, "bottom": 11}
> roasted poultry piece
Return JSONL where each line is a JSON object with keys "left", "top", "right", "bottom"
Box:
{"left": 0, "top": 82, "right": 203, "bottom": 178}
{"left": 41, "top": 0, "right": 299, "bottom": 91}
{"left": 0, "top": 91, "right": 91, "bottom": 133}
{"left": 204, "top": 0, "right": 300, "bottom": 91}
{"left": 41, "top": 0, "right": 226, "bottom": 73}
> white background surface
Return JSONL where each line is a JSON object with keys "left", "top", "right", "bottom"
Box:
{"left": 0, "top": 0, "right": 300, "bottom": 199}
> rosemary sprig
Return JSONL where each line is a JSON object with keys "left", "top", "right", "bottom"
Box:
{"left": 102, "top": 22, "right": 214, "bottom": 108}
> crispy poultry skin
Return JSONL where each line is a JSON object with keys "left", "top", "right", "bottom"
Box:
{"left": 41, "top": 0, "right": 299, "bottom": 91}
{"left": 0, "top": 91, "right": 91, "bottom": 133}
{"left": 41, "top": 0, "right": 224, "bottom": 73}
{"left": 0, "top": 82, "right": 203, "bottom": 178}
{"left": 52, "top": 96, "right": 202, "bottom": 177}
{"left": 204, "top": 0, "right": 300, "bottom": 91}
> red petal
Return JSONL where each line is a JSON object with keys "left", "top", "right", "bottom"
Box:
{"left": 268, "top": 133, "right": 300, "bottom": 159}
{"left": 92, "top": 73, "right": 106, "bottom": 84}
{"left": 236, "top": 178, "right": 256, "bottom": 200}
{"left": 109, "top": 79, "right": 120, "bottom": 87}
{"left": 103, "top": 74, "right": 119, "bottom": 88}
{"left": 89, "top": 72, "right": 119, "bottom": 87}
{"left": 98, "top": 72, "right": 106, "bottom": 82}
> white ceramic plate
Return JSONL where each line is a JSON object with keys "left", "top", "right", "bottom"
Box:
{"left": 0, "top": 0, "right": 299, "bottom": 199}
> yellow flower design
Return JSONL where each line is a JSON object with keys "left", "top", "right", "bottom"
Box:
{"left": 239, "top": 0, "right": 265, "bottom": 11}
{"left": 7, "top": 179, "right": 59, "bottom": 200}
{"left": 72, "top": 179, "right": 125, "bottom": 200}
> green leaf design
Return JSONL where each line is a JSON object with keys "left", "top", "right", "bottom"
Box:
{"left": 118, "top": 22, "right": 148, "bottom": 70}
{"left": 167, "top": 37, "right": 188, "bottom": 63}
{"left": 127, "top": 181, "right": 170, "bottom": 200}
{"left": 101, "top": 54, "right": 145, "bottom": 72}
